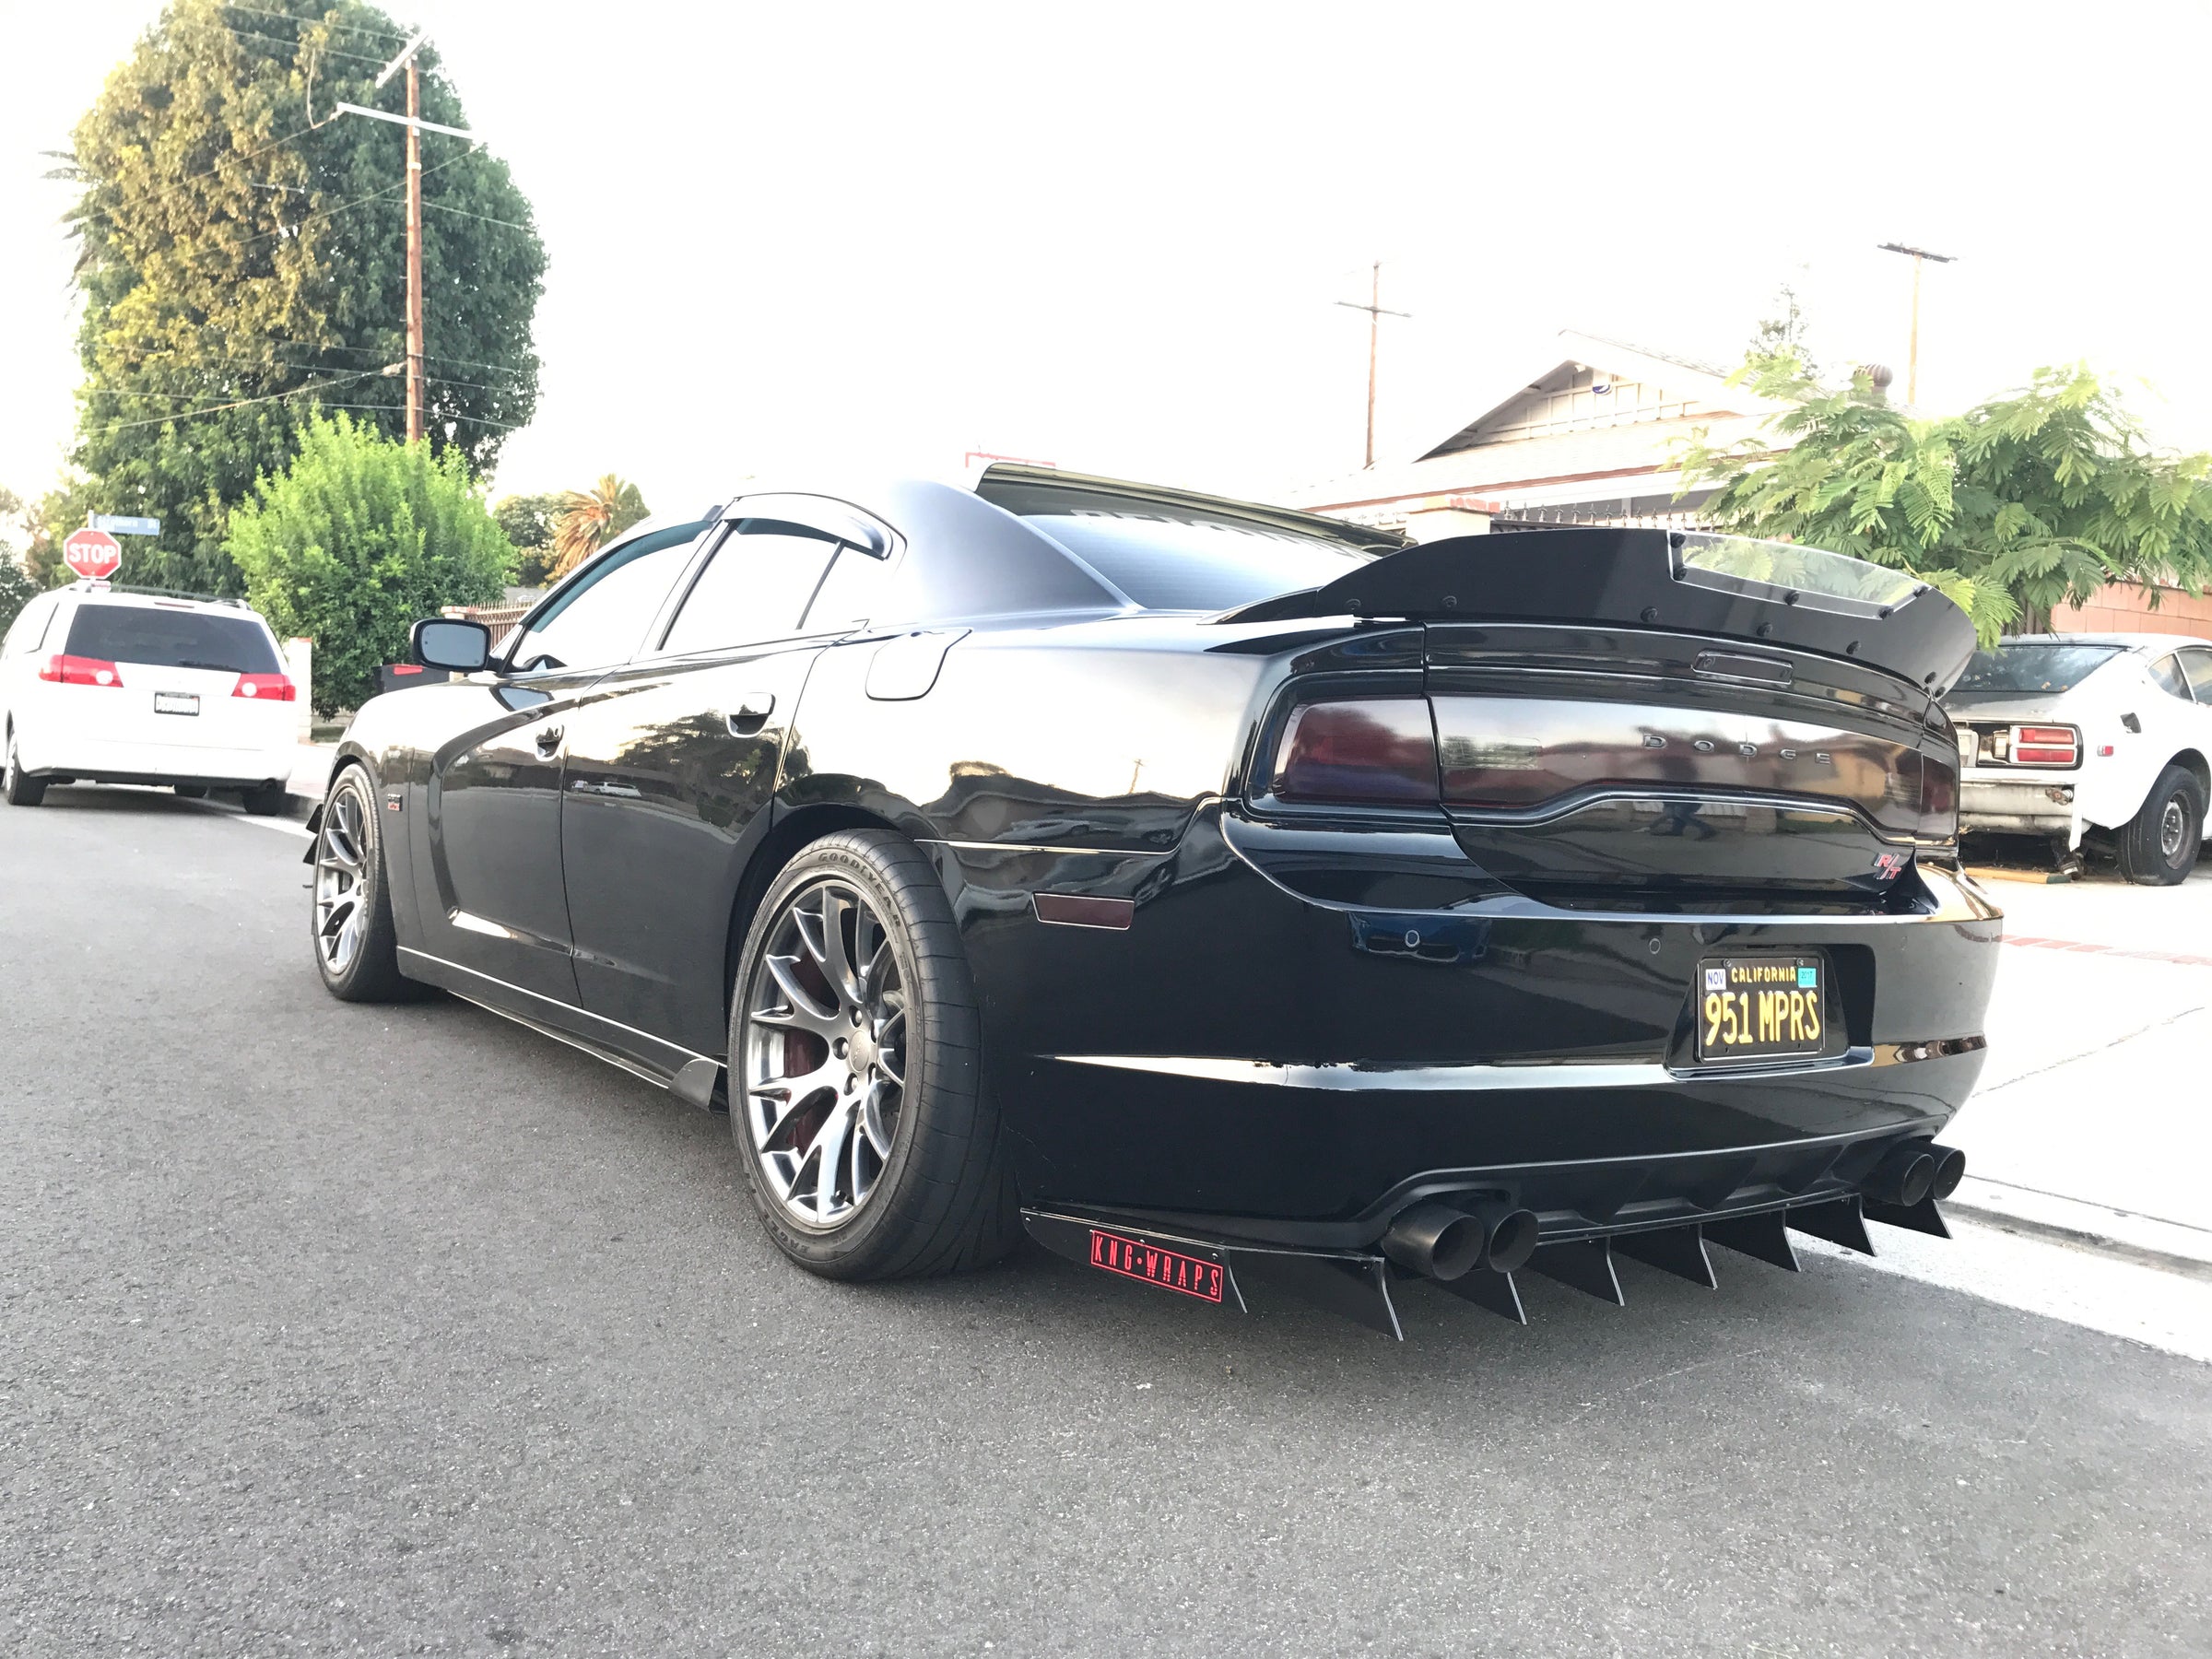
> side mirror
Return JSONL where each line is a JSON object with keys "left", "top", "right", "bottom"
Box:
{"left": 411, "top": 617, "right": 492, "bottom": 673}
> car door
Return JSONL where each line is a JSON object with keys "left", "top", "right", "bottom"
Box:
{"left": 557, "top": 500, "right": 895, "bottom": 1055}
{"left": 2175, "top": 646, "right": 2212, "bottom": 828}
{"left": 412, "top": 522, "right": 707, "bottom": 1004}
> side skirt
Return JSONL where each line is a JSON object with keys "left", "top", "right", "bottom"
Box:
{"left": 395, "top": 946, "right": 724, "bottom": 1106}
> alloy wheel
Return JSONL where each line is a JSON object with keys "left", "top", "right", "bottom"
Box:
{"left": 313, "top": 785, "right": 371, "bottom": 977}
{"left": 743, "top": 877, "right": 909, "bottom": 1230}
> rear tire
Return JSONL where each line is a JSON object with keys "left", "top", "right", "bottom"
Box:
{"left": 3, "top": 728, "right": 44, "bottom": 806}
{"left": 173, "top": 783, "right": 209, "bottom": 799}
{"left": 2117, "top": 764, "right": 2205, "bottom": 886}
{"left": 240, "top": 781, "right": 289, "bottom": 816}
{"left": 728, "top": 829, "right": 1019, "bottom": 1280}
{"left": 312, "top": 766, "right": 417, "bottom": 1002}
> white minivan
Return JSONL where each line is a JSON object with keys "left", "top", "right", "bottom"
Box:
{"left": 0, "top": 582, "right": 299, "bottom": 813}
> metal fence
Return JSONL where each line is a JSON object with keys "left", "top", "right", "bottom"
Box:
{"left": 441, "top": 601, "right": 532, "bottom": 649}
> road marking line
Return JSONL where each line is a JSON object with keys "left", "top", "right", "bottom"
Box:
{"left": 2004, "top": 934, "right": 2212, "bottom": 969}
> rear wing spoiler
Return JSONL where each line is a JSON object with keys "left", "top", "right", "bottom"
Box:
{"left": 1218, "top": 527, "right": 1978, "bottom": 695}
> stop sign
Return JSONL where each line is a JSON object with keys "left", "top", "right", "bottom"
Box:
{"left": 63, "top": 528, "right": 124, "bottom": 582}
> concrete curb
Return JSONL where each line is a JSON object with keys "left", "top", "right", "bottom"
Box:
{"left": 1946, "top": 1175, "right": 2212, "bottom": 1282}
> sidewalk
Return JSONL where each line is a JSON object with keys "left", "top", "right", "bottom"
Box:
{"left": 1944, "top": 865, "right": 2212, "bottom": 1273}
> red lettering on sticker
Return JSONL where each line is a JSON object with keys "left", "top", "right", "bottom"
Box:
{"left": 1084, "top": 1230, "right": 1226, "bottom": 1304}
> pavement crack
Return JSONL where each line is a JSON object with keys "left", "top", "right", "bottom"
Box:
{"left": 1974, "top": 1002, "right": 2209, "bottom": 1097}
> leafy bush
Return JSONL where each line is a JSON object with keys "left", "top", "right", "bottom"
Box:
{"left": 227, "top": 414, "right": 513, "bottom": 712}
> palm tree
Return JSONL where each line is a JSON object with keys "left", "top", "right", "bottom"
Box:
{"left": 549, "top": 475, "right": 649, "bottom": 577}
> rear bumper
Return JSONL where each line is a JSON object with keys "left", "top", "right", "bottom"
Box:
{"left": 1960, "top": 777, "right": 2079, "bottom": 840}
{"left": 937, "top": 805, "right": 2003, "bottom": 1232}
{"left": 22, "top": 735, "right": 294, "bottom": 788}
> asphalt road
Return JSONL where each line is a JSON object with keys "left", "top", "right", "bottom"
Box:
{"left": 5, "top": 788, "right": 2210, "bottom": 1658}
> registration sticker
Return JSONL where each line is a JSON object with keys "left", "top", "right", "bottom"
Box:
{"left": 1703, "top": 967, "right": 1727, "bottom": 993}
{"left": 1088, "top": 1230, "right": 1225, "bottom": 1303}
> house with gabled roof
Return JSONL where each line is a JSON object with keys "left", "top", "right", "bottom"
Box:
{"left": 1285, "top": 330, "right": 1787, "bottom": 541}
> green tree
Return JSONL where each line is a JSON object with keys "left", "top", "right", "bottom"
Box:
{"left": 0, "top": 490, "right": 36, "bottom": 635}
{"left": 492, "top": 490, "right": 563, "bottom": 586}
{"left": 549, "top": 475, "right": 649, "bottom": 577}
{"left": 1678, "top": 355, "right": 2212, "bottom": 642}
{"left": 226, "top": 412, "right": 512, "bottom": 712}
{"left": 60, "top": 0, "right": 544, "bottom": 594}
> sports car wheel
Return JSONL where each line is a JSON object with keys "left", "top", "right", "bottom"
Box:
{"left": 3, "top": 727, "right": 45, "bottom": 806}
{"left": 731, "top": 830, "right": 1018, "bottom": 1280}
{"left": 2117, "top": 764, "right": 2205, "bottom": 886}
{"left": 312, "top": 767, "right": 416, "bottom": 1002}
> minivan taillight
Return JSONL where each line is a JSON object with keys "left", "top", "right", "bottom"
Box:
{"left": 39, "top": 653, "right": 124, "bottom": 688}
{"left": 2012, "top": 724, "right": 2078, "bottom": 766}
{"left": 1271, "top": 699, "right": 1439, "bottom": 804}
{"left": 232, "top": 673, "right": 297, "bottom": 702}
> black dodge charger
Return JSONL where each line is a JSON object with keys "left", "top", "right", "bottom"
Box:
{"left": 309, "top": 465, "right": 1998, "bottom": 1335}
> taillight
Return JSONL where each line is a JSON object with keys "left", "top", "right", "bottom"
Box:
{"left": 1921, "top": 748, "right": 1958, "bottom": 838}
{"left": 1271, "top": 698, "right": 1439, "bottom": 804}
{"left": 39, "top": 653, "right": 124, "bottom": 688}
{"left": 232, "top": 673, "right": 298, "bottom": 702}
{"left": 2012, "top": 724, "right": 2078, "bottom": 766}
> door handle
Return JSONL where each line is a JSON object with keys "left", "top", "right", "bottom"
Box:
{"left": 535, "top": 724, "right": 564, "bottom": 756}
{"left": 725, "top": 693, "right": 775, "bottom": 735}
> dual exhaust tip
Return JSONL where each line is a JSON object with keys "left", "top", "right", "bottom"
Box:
{"left": 1383, "top": 1137, "right": 1966, "bottom": 1281}
{"left": 1381, "top": 1199, "right": 1538, "bottom": 1282}
{"left": 1866, "top": 1139, "right": 1967, "bottom": 1209}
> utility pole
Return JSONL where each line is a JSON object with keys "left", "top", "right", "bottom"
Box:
{"left": 337, "top": 32, "right": 476, "bottom": 444}
{"left": 404, "top": 56, "right": 423, "bottom": 442}
{"left": 1335, "top": 261, "right": 1410, "bottom": 469}
{"left": 1877, "top": 241, "right": 1956, "bottom": 405}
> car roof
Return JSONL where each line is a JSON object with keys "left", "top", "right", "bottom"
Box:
{"left": 1989, "top": 631, "right": 2212, "bottom": 653}
{"left": 61, "top": 583, "right": 271, "bottom": 624}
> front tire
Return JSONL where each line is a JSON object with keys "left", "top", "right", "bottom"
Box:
{"left": 2117, "top": 764, "right": 2205, "bottom": 886}
{"left": 312, "top": 766, "right": 417, "bottom": 1001}
{"left": 4, "top": 727, "right": 45, "bottom": 806}
{"left": 729, "top": 830, "right": 1018, "bottom": 1280}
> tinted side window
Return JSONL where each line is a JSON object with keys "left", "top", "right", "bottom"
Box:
{"left": 2, "top": 596, "right": 51, "bottom": 660}
{"left": 65, "top": 605, "right": 280, "bottom": 673}
{"left": 508, "top": 534, "right": 699, "bottom": 672}
{"left": 803, "top": 545, "right": 894, "bottom": 631}
{"left": 2148, "top": 653, "right": 2194, "bottom": 700}
{"left": 2179, "top": 647, "right": 2212, "bottom": 701}
{"left": 659, "top": 520, "right": 840, "bottom": 654}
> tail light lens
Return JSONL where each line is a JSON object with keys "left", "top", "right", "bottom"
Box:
{"left": 2012, "top": 724, "right": 2078, "bottom": 766}
{"left": 39, "top": 653, "right": 124, "bottom": 688}
{"left": 1271, "top": 698, "right": 1439, "bottom": 804}
{"left": 1920, "top": 749, "right": 1958, "bottom": 837}
{"left": 232, "top": 673, "right": 298, "bottom": 702}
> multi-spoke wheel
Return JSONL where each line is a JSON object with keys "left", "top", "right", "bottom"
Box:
{"left": 730, "top": 830, "right": 1020, "bottom": 1279}
{"left": 311, "top": 766, "right": 416, "bottom": 1001}
{"left": 744, "top": 878, "right": 909, "bottom": 1229}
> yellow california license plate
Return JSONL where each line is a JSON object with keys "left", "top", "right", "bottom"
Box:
{"left": 1696, "top": 956, "right": 1827, "bottom": 1063}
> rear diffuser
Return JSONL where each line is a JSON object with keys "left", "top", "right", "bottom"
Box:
{"left": 1023, "top": 1194, "right": 1938, "bottom": 1341}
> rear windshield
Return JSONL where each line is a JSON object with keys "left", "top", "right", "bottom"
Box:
{"left": 65, "top": 605, "right": 280, "bottom": 674}
{"left": 1015, "top": 509, "right": 1381, "bottom": 611}
{"left": 1951, "top": 641, "right": 2124, "bottom": 696}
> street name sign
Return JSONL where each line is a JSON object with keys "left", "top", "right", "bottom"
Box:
{"left": 90, "top": 514, "right": 160, "bottom": 537}
{"left": 63, "top": 528, "right": 124, "bottom": 582}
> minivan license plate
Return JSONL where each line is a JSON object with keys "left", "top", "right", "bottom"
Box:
{"left": 154, "top": 691, "right": 199, "bottom": 716}
{"left": 1696, "top": 956, "right": 1826, "bottom": 1062}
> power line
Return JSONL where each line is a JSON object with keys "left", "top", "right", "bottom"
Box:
{"left": 85, "top": 369, "right": 388, "bottom": 436}
{"left": 423, "top": 199, "right": 532, "bottom": 233}
{"left": 68, "top": 121, "right": 319, "bottom": 229}
{"left": 233, "top": 145, "right": 475, "bottom": 249}
{"left": 222, "top": 26, "right": 391, "bottom": 67}
{"left": 219, "top": 4, "right": 415, "bottom": 45}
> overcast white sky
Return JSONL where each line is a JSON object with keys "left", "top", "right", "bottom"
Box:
{"left": 6, "top": 0, "right": 2212, "bottom": 520}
